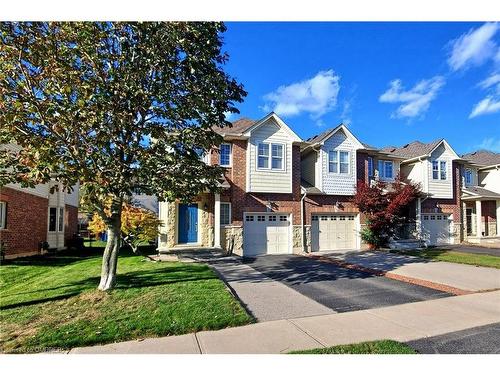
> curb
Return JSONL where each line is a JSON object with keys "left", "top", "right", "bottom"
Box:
{"left": 306, "top": 254, "right": 474, "bottom": 296}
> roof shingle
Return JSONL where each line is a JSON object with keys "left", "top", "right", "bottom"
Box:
{"left": 212, "top": 117, "right": 256, "bottom": 136}
{"left": 461, "top": 150, "right": 500, "bottom": 167}
{"left": 380, "top": 139, "right": 443, "bottom": 159}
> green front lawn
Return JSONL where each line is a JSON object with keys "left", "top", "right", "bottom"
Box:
{"left": 391, "top": 248, "right": 500, "bottom": 269}
{"left": 290, "top": 340, "right": 417, "bottom": 354}
{"left": 0, "top": 248, "right": 252, "bottom": 353}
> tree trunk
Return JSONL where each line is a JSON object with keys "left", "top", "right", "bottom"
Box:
{"left": 98, "top": 201, "right": 122, "bottom": 291}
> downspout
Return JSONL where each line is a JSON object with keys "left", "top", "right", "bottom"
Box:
{"left": 300, "top": 187, "right": 308, "bottom": 253}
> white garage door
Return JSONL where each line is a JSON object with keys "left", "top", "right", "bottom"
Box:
{"left": 421, "top": 214, "right": 452, "bottom": 245}
{"left": 243, "top": 213, "right": 291, "bottom": 256}
{"left": 311, "top": 214, "right": 357, "bottom": 252}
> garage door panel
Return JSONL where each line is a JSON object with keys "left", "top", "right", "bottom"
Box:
{"left": 421, "top": 214, "right": 452, "bottom": 245}
{"left": 243, "top": 214, "right": 291, "bottom": 256}
{"left": 311, "top": 214, "right": 357, "bottom": 252}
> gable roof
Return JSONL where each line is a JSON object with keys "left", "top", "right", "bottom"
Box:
{"left": 212, "top": 117, "right": 256, "bottom": 137}
{"left": 462, "top": 150, "right": 500, "bottom": 167}
{"left": 242, "top": 112, "right": 302, "bottom": 142}
{"left": 304, "top": 123, "right": 364, "bottom": 149}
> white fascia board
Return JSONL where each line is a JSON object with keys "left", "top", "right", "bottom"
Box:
{"left": 318, "top": 124, "right": 365, "bottom": 150}
{"left": 242, "top": 112, "right": 302, "bottom": 143}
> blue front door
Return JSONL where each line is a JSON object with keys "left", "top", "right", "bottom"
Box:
{"left": 179, "top": 203, "right": 198, "bottom": 243}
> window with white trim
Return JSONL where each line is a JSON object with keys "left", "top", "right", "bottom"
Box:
{"left": 464, "top": 168, "right": 472, "bottom": 185}
{"left": 367, "top": 157, "right": 374, "bottom": 177}
{"left": 432, "top": 160, "right": 447, "bottom": 180}
{"left": 328, "top": 150, "right": 350, "bottom": 174}
{"left": 257, "top": 143, "right": 285, "bottom": 171}
{"left": 440, "top": 161, "right": 447, "bottom": 180}
{"left": 219, "top": 143, "right": 231, "bottom": 167}
{"left": 220, "top": 203, "right": 231, "bottom": 225}
{"left": 377, "top": 160, "right": 394, "bottom": 179}
{"left": 328, "top": 151, "right": 338, "bottom": 173}
{"left": 257, "top": 143, "right": 269, "bottom": 169}
{"left": 339, "top": 151, "right": 349, "bottom": 174}
{"left": 0, "top": 202, "right": 6, "bottom": 229}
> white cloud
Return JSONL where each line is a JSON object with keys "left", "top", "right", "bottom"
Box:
{"left": 340, "top": 100, "right": 352, "bottom": 125}
{"left": 477, "top": 137, "right": 500, "bottom": 152}
{"left": 447, "top": 22, "right": 499, "bottom": 72}
{"left": 478, "top": 73, "right": 500, "bottom": 90}
{"left": 224, "top": 111, "right": 235, "bottom": 121}
{"left": 379, "top": 76, "right": 445, "bottom": 118}
{"left": 263, "top": 70, "right": 340, "bottom": 118}
{"left": 469, "top": 96, "right": 500, "bottom": 118}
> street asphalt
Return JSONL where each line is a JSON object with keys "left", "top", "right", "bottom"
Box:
{"left": 243, "top": 254, "right": 451, "bottom": 313}
{"left": 407, "top": 322, "right": 500, "bottom": 354}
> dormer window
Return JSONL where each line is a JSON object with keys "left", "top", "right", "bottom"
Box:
{"left": 257, "top": 142, "right": 285, "bottom": 171}
{"left": 432, "top": 160, "right": 447, "bottom": 180}
{"left": 328, "top": 150, "right": 350, "bottom": 174}
{"left": 219, "top": 143, "right": 231, "bottom": 167}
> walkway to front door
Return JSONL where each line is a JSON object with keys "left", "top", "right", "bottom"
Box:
{"left": 178, "top": 203, "right": 198, "bottom": 243}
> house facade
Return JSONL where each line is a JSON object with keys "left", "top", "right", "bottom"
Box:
{"left": 0, "top": 181, "right": 79, "bottom": 258}
{"left": 157, "top": 114, "right": 500, "bottom": 256}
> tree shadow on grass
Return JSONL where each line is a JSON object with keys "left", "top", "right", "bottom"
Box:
{"left": 1, "top": 265, "right": 215, "bottom": 310}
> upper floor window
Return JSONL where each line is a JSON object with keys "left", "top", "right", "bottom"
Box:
{"left": 432, "top": 160, "right": 447, "bottom": 180}
{"left": 257, "top": 143, "right": 285, "bottom": 171}
{"left": 0, "top": 201, "right": 6, "bottom": 229}
{"left": 195, "top": 147, "right": 209, "bottom": 164}
{"left": 464, "top": 168, "right": 473, "bottom": 185}
{"left": 219, "top": 143, "right": 231, "bottom": 167}
{"left": 220, "top": 202, "right": 231, "bottom": 225}
{"left": 328, "top": 150, "right": 350, "bottom": 174}
{"left": 367, "top": 157, "right": 374, "bottom": 177}
{"left": 378, "top": 160, "right": 394, "bottom": 180}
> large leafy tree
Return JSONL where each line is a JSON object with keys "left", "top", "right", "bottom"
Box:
{"left": 0, "top": 22, "right": 246, "bottom": 290}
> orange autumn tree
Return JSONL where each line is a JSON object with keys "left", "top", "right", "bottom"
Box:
{"left": 88, "top": 203, "right": 163, "bottom": 254}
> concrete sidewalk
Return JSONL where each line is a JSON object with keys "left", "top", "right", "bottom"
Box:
{"left": 323, "top": 251, "right": 500, "bottom": 292}
{"left": 69, "top": 290, "right": 500, "bottom": 354}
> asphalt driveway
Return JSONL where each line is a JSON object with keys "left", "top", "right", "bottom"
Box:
{"left": 243, "top": 254, "right": 451, "bottom": 313}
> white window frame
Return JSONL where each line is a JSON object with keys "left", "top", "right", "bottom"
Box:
{"left": 0, "top": 201, "right": 6, "bottom": 229}
{"left": 219, "top": 143, "right": 232, "bottom": 167}
{"left": 220, "top": 202, "right": 231, "bottom": 226}
{"left": 58, "top": 207, "right": 64, "bottom": 232}
{"left": 432, "top": 159, "right": 447, "bottom": 181}
{"left": 256, "top": 142, "right": 286, "bottom": 171}
{"left": 328, "top": 150, "right": 350, "bottom": 175}
{"left": 464, "top": 168, "right": 473, "bottom": 185}
{"left": 378, "top": 160, "right": 394, "bottom": 180}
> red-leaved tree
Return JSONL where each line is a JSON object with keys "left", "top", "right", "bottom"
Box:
{"left": 352, "top": 177, "right": 421, "bottom": 248}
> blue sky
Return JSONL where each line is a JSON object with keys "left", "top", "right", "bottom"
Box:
{"left": 222, "top": 22, "right": 500, "bottom": 154}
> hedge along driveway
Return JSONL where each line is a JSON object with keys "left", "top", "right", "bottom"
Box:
{"left": 0, "top": 250, "right": 252, "bottom": 353}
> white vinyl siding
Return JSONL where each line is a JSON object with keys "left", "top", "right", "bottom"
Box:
{"left": 479, "top": 168, "right": 500, "bottom": 194}
{"left": 321, "top": 129, "right": 357, "bottom": 195}
{"left": 428, "top": 144, "right": 454, "bottom": 199}
{"left": 248, "top": 118, "right": 293, "bottom": 193}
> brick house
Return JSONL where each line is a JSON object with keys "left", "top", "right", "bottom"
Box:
{"left": 157, "top": 114, "right": 500, "bottom": 255}
{"left": 0, "top": 181, "right": 79, "bottom": 259}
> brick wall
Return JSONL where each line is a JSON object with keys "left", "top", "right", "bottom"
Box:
{"left": 304, "top": 195, "right": 359, "bottom": 225}
{"left": 0, "top": 186, "right": 48, "bottom": 257}
{"left": 227, "top": 141, "right": 303, "bottom": 225}
{"left": 64, "top": 204, "right": 79, "bottom": 243}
